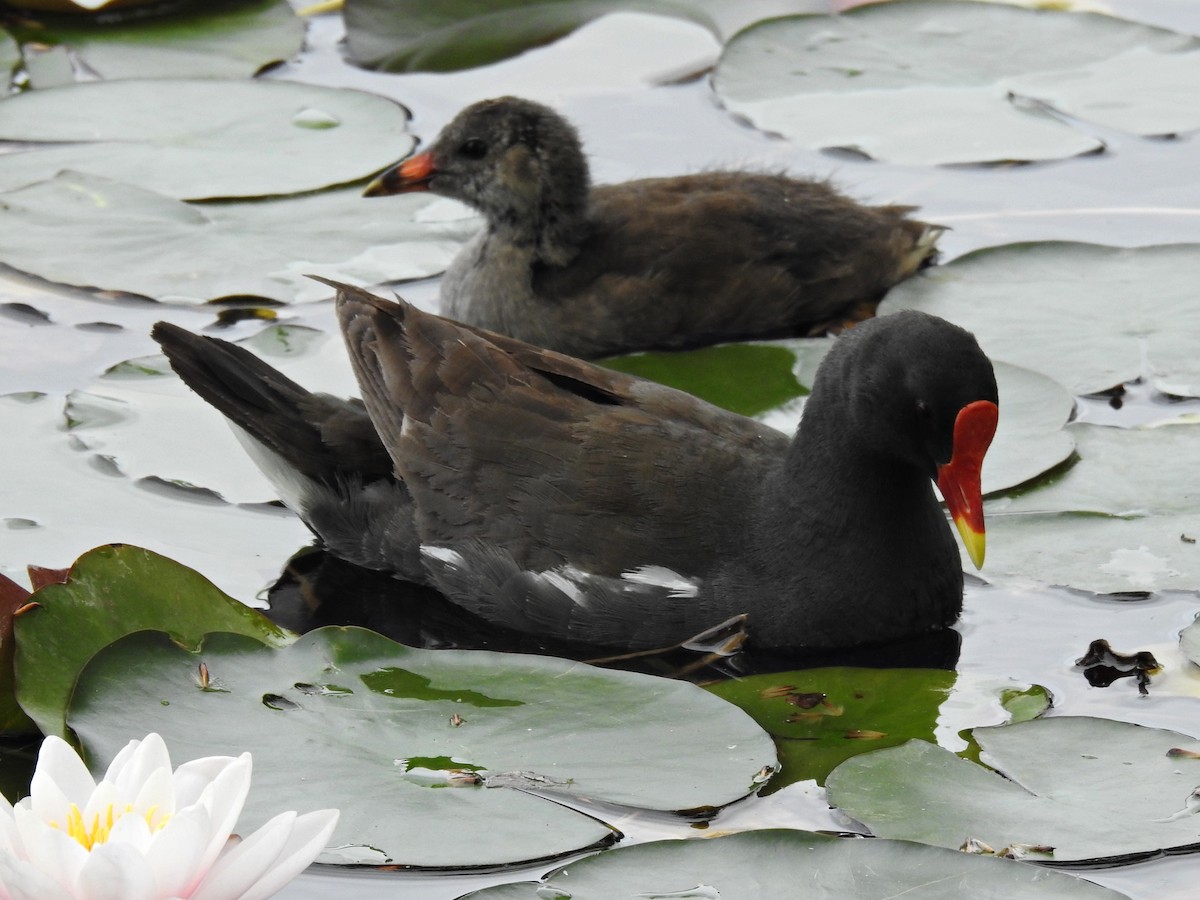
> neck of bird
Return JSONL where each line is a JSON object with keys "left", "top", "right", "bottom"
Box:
{"left": 487, "top": 186, "right": 589, "bottom": 268}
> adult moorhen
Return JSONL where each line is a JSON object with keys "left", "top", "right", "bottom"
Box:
{"left": 364, "top": 96, "right": 943, "bottom": 358}
{"left": 152, "top": 282, "right": 997, "bottom": 651}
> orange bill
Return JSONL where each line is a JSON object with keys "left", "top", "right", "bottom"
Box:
{"left": 363, "top": 152, "right": 436, "bottom": 197}
{"left": 936, "top": 399, "right": 999, "bottom": 569}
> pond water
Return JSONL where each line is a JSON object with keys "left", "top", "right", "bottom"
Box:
{"left": 2, "top": 2, "right": 1200, "bottom": 898}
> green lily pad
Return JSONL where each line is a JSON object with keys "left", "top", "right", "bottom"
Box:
{"left": 7, "top": 0, "right": 303, "bottom": 84}
{"left": 885, "top": 242, "right": 1200, "bottom": 397}
{"left": 14, "top": 544, "right": 292, "bottom": 741}
{"left": 826, "top": 716, "right": 1200, "bottom": 864}
{"left": 341, "top": 0, "right": 814, "bottom": 73}
{"left": 714, "top": 2, "right": 1200, "bottom": 165}
{"left": 981, "top": 421, "right": 1200, "bottom": 593}
{"left": 603, "top": 343, "right": 808, "bottom": 418}
{"left": 0, "top": 78, "right": 414, "bottom": 200}
{"left": 0, "top": 171, "right": 476, "bottom": 303}
{"left": 706, "top": 668, "right": 1050, "bottom": 790}
{"left": 68, "top": 625, "right": 776, "bottom": 867}
{"left": 461, "top": 829, "right": 1130, "bottom": 899}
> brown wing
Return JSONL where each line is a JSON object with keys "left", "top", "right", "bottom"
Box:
{"left": 534, "top": 172, "right": 936, "bottom": 346}
{"left": 331, "top": 281, "right": 788, "bottom": 579}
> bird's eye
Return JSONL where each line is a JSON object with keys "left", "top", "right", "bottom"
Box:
{"left": 459, "top": 138, "right": 487, "bottom": 159}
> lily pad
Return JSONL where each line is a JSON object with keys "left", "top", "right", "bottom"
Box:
{"left": 885, "top": 242, "right": 1200, "bottom": 397}
{"left": 982, "top": 421, "right": 1200, "bottom": 593}
{"left": 826, "top": 716, "right": 1200, "bottom": 864}
{"left": 706, "top": 667, "right": 1050, "bottom": 790}
{"left": 0, "top": 171, "right": 476, "bottom": 303}
{"left": 341, "top": 0, "right": 812, "bottom": 72}
{"left": 0, "top": 78, "right": 414, "bottom": 200}
{"left": 6, "top": 0, "right": 304, "bottom": 84}
{"left": 14, "top": 543, "right": 293, "bottom": 741}
{"left": 714, "top": 2, "right": 1200, "bottom": 165}
{"left": 462, "top": 829, "right": 1129, "bottom": 899}
{"left": 68, "top": 626, "right": 777, "bottom": 867}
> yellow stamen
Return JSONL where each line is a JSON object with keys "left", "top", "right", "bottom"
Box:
{"left": 51, "top": 802, "right": 170, "bottom": 850}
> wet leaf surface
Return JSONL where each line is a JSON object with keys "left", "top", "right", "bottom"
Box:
{"left": 826, "top": 716, "right": 1200, "bottom": 864}
{"left": 5, "top": 0, "right": 303, "bottom": 82}
{"left": 341, "top": 0, "right": 812, "bottom": 72}
{"left": 885, "top": 242, "right": 1200, "bottom": 397}
{"left": 68, "top": 625, "right": 776, "bottom": 867}
{"left": 982, "top": 421, "right": 1200, "bottom": 593}
{"left": 705, "top": 667, "right": 1049, "bottom": 789}
{"left": 460, "top": 828, "right": 1129, "bottom": 899}
{"left": 714, "top": 1, "right": 1200, "bottom": 164}
{"left": 13, "top": 543, "right": 292, "bottom": 740}
{"left": 0, "top": 172, "right": 476, "bottom": 303}
{"left": 0, "top": 79, "right": 414, "bottom": 200}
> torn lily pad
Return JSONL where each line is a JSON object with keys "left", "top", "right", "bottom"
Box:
{"left": 6, "top": 0, "right": 304, "bottom": 84}
{"left": 981, "top": 421, "right": 1200, "bottom": 593}
{"left": 714, "top": 1, "right": 1200, "bottom": 164}
{"left": 14, "top": 543, "right": 292, "bottom": 740}
{"left": 462, "top": 829, "right": 1129, "bottom": 899}
{"left": 0, "top": 78, "right": 414, "bottom": 199}
{"left": 341, "top": 0, "right": 805, "bottom": 73}
{"left": 885, "top": 242, "right": 1200, "bottom": 398}
{"left": 0, "top": 171, "right": 476, "bottom": 303}
{"left": 706, "top": 667, "right": 1049, "bottom": 790}
{"left": 68, "top": 625, "right": 776, "bottom": 867}
{"left": 826, "top": 716, "right": 1200, "bottom": 864}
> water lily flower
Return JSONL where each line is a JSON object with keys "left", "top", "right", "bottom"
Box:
{"left": 0, "top": 733, "right": 338, "bottom": 900}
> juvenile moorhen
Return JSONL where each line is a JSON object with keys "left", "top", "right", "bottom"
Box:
{"left": 364, "top": 96, "right": 943, "bottom": 358}
{"left": 152, "top": 282, "right": 997, "bottom": 651}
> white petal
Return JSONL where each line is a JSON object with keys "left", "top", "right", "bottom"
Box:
{"left": 0, "top": 850, "right": 76, "bottom": 900}
{"left": 231, "top": 810, "right": 339, "bottom": 900}
{"left": 186, "top": 755, "right": 251, "bottom": 875}
{"left": 190, "top": 809, "right": 337, "bottom": 900}
{"left": 12, "top": 807, "right": 87, "bottom": 894}
{"left": 145, "top": 804, "right": 215, "bottom": 897}
{"left": 105, "top": 809, "right": 154, "bottom": 854}
{"left": 30, "top": 737, "right": 96, "bottom": 821}
{"left": 129, "top": 766, "right": 177, "bottom": 827}
{"left": 108, "top": 735, "right": 171, "bottom": 801}
{"left": 75, "top": 841, "right": 156, "bottom": 900}
{"left": 0, "top": 794, "right": 22, "bottom": 857}
{"left": 171, "top": 756, "right": 241, "bottom": 810}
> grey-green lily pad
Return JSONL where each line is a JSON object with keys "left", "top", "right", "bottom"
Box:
{"left": 981, "top": 421, "right": 1200, "bottom": 593}
{"left": 7, "top": 0, "right": 303, "bottom": 84}
{"left": 461, "top": 829, "right": 1129, "bottom": 899}
{"left": 885, "top": 242, "right": 1200, "bottom": 398}
{"left": 14, "top": 544, "right": 293, "bottom": 741}
{"left": 66, "top": 323, "right": 361, "bottom": 503}
{"left": 713, "top": 2, "right": 1200, "bottom": 165}
{"left": 705, "top": 667, "right": 1049, "bottom": 790}
{"left": 342, "top": 0, "right": 812, "bottom": 73}
{"left": 826, "top": 716, "right": 1200, "bottom": 864}
{"left": 0, "top": 171, "right": 476, "bottom": 303}
{"left": 68, "top": 626, "right": 777, "bottom": 867}
{"left": 0, "top": 78, "right": 414, "bottom": 200}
